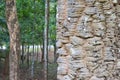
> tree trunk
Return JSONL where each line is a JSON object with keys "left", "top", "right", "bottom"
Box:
{"left": 27, "top": 45, "right": 30, "bottom": 68}
{"left": 41, "top": 39, "right": 44, "bottom": 62}
{"left": 37, "top": 45, "right": 39, "bottom": 62}
{"left": 5, "top": 0, "right": 20, "bottom": 80}
{"left": 43, "top": 0, "right": 49, "bottom": 79}
{"left": 53, "top": 42, "right": 57, "bottom": 63}
{"left": 21, "top": 43, "right": 24, "bottom": 64}
{"left": 31, "top": 44, "right": 35, "bottom": 78}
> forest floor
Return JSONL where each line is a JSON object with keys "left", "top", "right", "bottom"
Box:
{"left": 20, "top": 62, "right": 57, "bottom": 80}
{"left": 0, "top": 62, "right": 57, "bottom": 80}
{"left": 0, "top": 49, "right": 57, "bottom": 80}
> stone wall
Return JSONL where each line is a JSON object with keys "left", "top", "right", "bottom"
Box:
{"left": 56, "top": 0, "right": 120, "bottom": 80}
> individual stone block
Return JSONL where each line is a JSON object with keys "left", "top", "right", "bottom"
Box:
{"left": 104, "top": 47, "right": 115, "bottom": 61}
{"left": 61, "top": 39, "right": 69, "bottom": 44}
{"left": 87, "top": 37, "right": 103, "bottom": 46}
{"left": 65, "top": 43, "right": 73, "bottom": 51}
{"left": 112, "top": 0, "right": 118, "bottom": 4}
{"left": 68, "top": 69, "right": 76, "bottom": 79}
{"left": 57, "top": 56, "right": 67, "bottom": 63}
{"left": 80, "top": 14, "right": 90, "bottom": 22}
{"left": 83, "top": 43, "right": 95, "bottom": 51}
{"left": 57, "top": 64, "right": 68, "bottom": 75}
{"left": 103, "top": 38, "right": 114, "bottom": 47}
{"left": 70, "top": 36, "right": 84, "bottom": 46}
{"left": 90, "top": 76, "right": 104, "bottom": 80}
{"left": 99, "top": 0, "right": 108, "bottom": 3}
{"left": 68, "top": 7, "right": 84, "bottom": 18}
{"left": 67, "top": 17, "right": 78, "bottom": 23}
{"left": 76, "top": 24, "right": 93, "bottom": 38}
{"left": 83, "top": 37, "right": 103, "bottom": 52}
{"left": 84, "top": 7, "right": 97, "bottom": 15}
{"left": 57, "top": 47, "right": 68, "bottom": 56}
{"left": 56, "top": 40, "right": 63, "bottom": 48}
{"left": 70, "top": 47, "right": 86, "bottom": 58}
{"left": 103, "top": 3, "right": 111, "bottom": 10}
{"left": 86, "top": 57, "right": 100, "bottom": 62}
{"left": 78, "top": 68, "right": 91, "bottom": 78}
{"left": 106, "top": 62, "right": 114, "bottom": 70}
{"left": 63, "top": 32, "right": 73, "bottom": 37}
{"left": 57, "top": 75, "right": 64, "bottom": 80}
{"left": 70, "top": 60, "right": 86, "bottom": 69}
{"left": 67, "top": 0, "right": 85, "bottom": 18}
{"left": 86, "top": 62, "right": 97, "bottom": 68}
{"left": 63, "top": 75, "right": 71, "bottom": 80}
{"left": 85, "top": 0, "right": 95, "bottom": 6}
{"left": 117, "top": 61, "right": 120, "bottom": 69}
{"left": 86, "top": 49, "right": 102, "bottom": 57}
{"left": 92, "top": 13, "right": 105, "bottom": 21}
{"left": 117, "top": 5, "right": 120, "bottom": 13}
{"left": 106, "top": 14, "right": 116, "bottom": 22}
{"left": 92, "top": 22, "right": 106, "bottom": 36}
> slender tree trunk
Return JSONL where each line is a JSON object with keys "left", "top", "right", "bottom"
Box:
{"left": 31, "top": 44, "right": 35, "bottom": 78}
{"left": 27, "top": 45, "right": 30, "bottom": 68}
{"left": 41, "top": 42, "right": 44, "bottom": 62}
{"left": 24, "top": 45, "right": 27, "bottom": 64}
{"left": 37, "top": 45, "right": 39, "bottom": 62}
{"left": 43, "top": 0, "right": 49, "bottom": 79}
{"left": 5, "top": 0, "right": 20, "bottom": 80}
{"left": 21, "top": 43, "right": 24, "bottom": 64}
{"left": 54, "top": 42, "right": 57, "bottom": 63}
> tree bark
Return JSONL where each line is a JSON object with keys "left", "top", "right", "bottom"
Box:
{"left": 5, "top": 0, "right": 20, "bottom": 80}
{"left": 27, "top": 45, "right": 30, "bottom": 68}
{"left": 31, "top": 44, "right": 35, "bottom": 78}
{"left": 43, "top": 0, "right": 49, "bottom": 79}
{"left": 53, "top": 42, "right": 57, "bottom": 63}
{"left": 21, "top": 43, "right": 24, "bottom": 64}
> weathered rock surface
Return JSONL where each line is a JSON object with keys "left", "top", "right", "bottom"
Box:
{"left": 57, "top": 0, "right": 120, "bottom": 80}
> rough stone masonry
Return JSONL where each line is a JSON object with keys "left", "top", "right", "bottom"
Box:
{"left": 56, "top": 0, "right": 120, "bottom": 80}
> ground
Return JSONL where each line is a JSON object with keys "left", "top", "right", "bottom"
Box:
{"left": 0, "top": 49, "right": 57, "bottom": 80}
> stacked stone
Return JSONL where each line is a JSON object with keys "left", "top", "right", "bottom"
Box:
{"left": 57, "top": 0, "right": 120, "bottom": 80}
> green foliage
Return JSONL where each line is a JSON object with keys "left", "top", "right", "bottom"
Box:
{"left": 0, "top": 0, "right": 9, "bottom": 47}
{"left": 49, "top": 1, "right": 57, "bottom": 45}
{"left": 16, "top": 0, "right": 45, "bottom": 45}
{"left": 0, "top": 0, "right": 56, "bottom": 46}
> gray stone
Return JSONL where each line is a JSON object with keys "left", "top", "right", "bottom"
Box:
{"left": 56, "top": 40, "right": 63, "bottom": 48}
{"left": 63, "top": 75, "right": 71, "bottom": 80}
{"left": 117, "top": 5, "right": 120, "bottom": 13}
{"left": 65, "top": 44, "right": 73, "bottom": 51}
{"left": 78, "top": 68, "right": 91, "bottom": 78}
{"left": 70, "top": 60, "right": 86, "bottom": 69}
{"left": 70, "top": 36, "right": 84, "bottom": 46}
{"left": 68, "top": 69, "right": 76, "bottom": 79}
{"left": 76, "top": 24, "right": 93, "bottom": 38}
{"left": 92, "top": 22, "right": 106, "bottom": 36}
{"left": 104, "top": 47, "right": 115, "bottom": 61}
{"left": 117, "top": 61, "right": 120, "bottom": 69}
{"left": 57, "top": 57, "right": 67, "bottom": 63}
{"left": 84, "top": 7, "right": 97, "bottom": 15}
{"left": 85, "top": 0, "right": 95, "bottom": 6}
{"left": 112, "top": 0, "right": 118, "bottom": 4}
{"left": 57, "top": 64, "right": 68, "bottom": 75}
{"left": 70, "top": 47, "right": 86, "bottom": 58}
{"left": 57, "top": 48, "right": 68, "bottom": 56}
{"left": 90, "top": 76, "right": 104, "bottom": 80}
